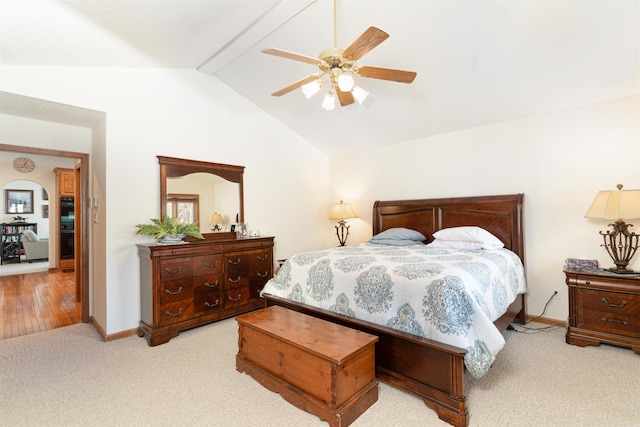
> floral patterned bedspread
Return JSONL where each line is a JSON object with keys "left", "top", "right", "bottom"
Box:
{"left": 260, "top": 243, "right": 527, "bottom": 378}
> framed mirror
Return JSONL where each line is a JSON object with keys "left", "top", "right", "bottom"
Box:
{"left": 158, "top": 156, "right": 244, "bottom": 240}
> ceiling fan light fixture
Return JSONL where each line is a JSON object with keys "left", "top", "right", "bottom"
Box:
{"left": 301, "top": 80, "right": 321, "bottom": 99}
{"left": 322, "top": 91, "right": 336, "bottom": 110}
{"left": 352, "top": 86, "right": 369, "bottom": 104}
{"left": 337, "top": 72, "right": 355, "bottom": 92}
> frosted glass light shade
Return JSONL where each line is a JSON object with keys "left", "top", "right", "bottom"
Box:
{"left": 301, "top": 80, "right": 321, "bottom": 99}
{"left": 337, "top": 73, "right": 355, "bottom": 92}
{"left": 352, "top": 86, "right": 369, "bottom": 104}
{"left": 322, "top": 92, "right": 336, "bottom": 110}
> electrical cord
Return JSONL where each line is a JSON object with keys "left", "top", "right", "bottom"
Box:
{"left": 509, "top": 291, "right": 564, "bottom": 334}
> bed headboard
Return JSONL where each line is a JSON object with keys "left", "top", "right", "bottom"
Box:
{"left": 372, "top": 194, "right": 525, "bottom": 261}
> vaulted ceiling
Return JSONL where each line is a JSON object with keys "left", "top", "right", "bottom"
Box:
{"left": 1, "top": 0, "right": 638, "bottom": 155}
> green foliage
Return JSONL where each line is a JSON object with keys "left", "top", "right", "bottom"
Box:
{"left": 135, "top": 217, "right": 204, "bottom": 240}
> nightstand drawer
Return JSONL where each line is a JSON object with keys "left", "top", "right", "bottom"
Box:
{"left": 579, "top": 309, "right": 640, "bottom": 338}
{"left": 577, "top": 288, "right": 640, "bottom": 317}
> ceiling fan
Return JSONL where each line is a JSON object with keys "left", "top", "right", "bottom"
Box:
{"left": 262, "top": 0, "right": 417, "bottom": 109}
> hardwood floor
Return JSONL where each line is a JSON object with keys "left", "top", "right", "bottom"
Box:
{"left": 0, "top": 270, "right": 80, "bottom": 340}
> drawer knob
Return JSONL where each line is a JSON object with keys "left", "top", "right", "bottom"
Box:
{"left": 257, "top": 271, "right": 269, "bottom": 278}
{"left": 165, "top": 287, "right": 183, "bottom": 295}
{"left": 257, "top": 254, "right": 269, "bottom": 261}
{"left": 165, "top": 308, "right": 183, "bottom": 317}
{"left": 585, "top": 280, "right": 590, "bottom": 285}
{"left": 228, "top": 276, "right": 242, "bottom": 283}
{"left": 600, "top": 298, "right": 628, "bottom": 308}
{"left": 204, "top": 261, "right": 219, "bottom": 269}
{"left": 228, "top": 258, "right": 241, "bottom": 265}
{"left": 205, "top": 300, "right": 220, "bottom": 308}
{"left": 205, "top": 280, "right": 219, "bottom": 288}
{"left": 164, "top": 266, "right": 183, "bottom": 274}
{"left": 602, "top": 318, "right": 629, "bottom": 326}
{"left": 228, "top": 294, "right": 242, "bottom": 302}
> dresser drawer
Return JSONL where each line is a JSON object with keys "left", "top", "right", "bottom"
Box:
{"left": 159, "top": 258, "right": 193, "bottom": 281}
{"left": 224, "top": 239, "right": 273, "bottom": 252}
{"left": 225, "top": 286, "right": 251, "bottom": 308}
{"left": 193, "top": 254, "right": 223, "bottom": 275}
{"left": 160, "top": 278, "right": 194, "bottom": 304}
{"left": 159, "top": 300, "right": 194, "bottom": 326}
{"left": 194, "top": 291, "right": 223, "bottom": 313}
{"left": 193, "top": 273, "right": 223, "bottom": 293}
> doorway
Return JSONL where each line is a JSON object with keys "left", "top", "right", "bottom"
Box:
{"left": 0, "top": 144, "right": 90, "bottom": 324}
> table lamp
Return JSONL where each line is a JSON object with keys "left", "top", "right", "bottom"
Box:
{"left": 585, "top": 184, "right": 640, "bottom": 273}
{"left": 329, "top": 200, "right": 357, "bottom": 246}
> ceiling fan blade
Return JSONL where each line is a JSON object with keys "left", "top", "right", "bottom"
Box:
{"left": 341, "top": 27, "right": 390, "bottom": 62}
{"left": 262, "top": 48, "right": 322, "bottom": 66}
{"left": 357, "top": 65, "right": 417, "bottom": 84}
{"left": 336, "top": 90, "right": 355, "bottom": 107}
{"left": 271, "top": 74, "right": 320, "bottom": 97}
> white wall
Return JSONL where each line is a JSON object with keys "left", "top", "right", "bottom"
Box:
{"left": 330, "top": 95, "right": 640, "bottom": 322}
{"left": 1, "top": 65, "right": 330, "bottom": 335}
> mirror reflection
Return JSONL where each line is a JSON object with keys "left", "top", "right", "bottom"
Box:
{"left": 166, "top": 173, "right": 240, "bottom": 232}
{"left": 158, "top": 156, "right": 244, "bottom": 238}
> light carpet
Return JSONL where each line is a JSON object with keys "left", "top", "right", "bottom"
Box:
{"left": 0, "top": 318, "right": 638, "bottom": 427}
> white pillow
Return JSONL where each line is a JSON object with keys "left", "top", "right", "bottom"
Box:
{"left": 427, "top": 239, "right": 483, "bottom": 250}
{"left": 432, "top": 226, "right": 504, "bottom": 250}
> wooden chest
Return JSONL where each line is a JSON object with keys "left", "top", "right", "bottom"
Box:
{"left": 236, "top": 306, "right": 379, "bottom": 427}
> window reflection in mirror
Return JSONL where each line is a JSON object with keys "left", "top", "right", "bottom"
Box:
{"left": 166, "top": 173, "right": 240, "bottom": 233}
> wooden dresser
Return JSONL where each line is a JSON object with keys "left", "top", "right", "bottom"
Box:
{"left": 565, "top": 268, "right": 640, "bottom": 354}
{"left": 138, "top": 236, "right": 274, "bottom": 346}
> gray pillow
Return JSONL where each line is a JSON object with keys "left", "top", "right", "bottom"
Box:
{"left": 369, "top": 239, "right": 425, "bottom": 246}
{"left": 370, "top": 227, "right": 426, "bottom": 242}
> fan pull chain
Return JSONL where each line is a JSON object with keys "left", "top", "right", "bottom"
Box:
{"left": 333, "top": 0, "right": 337, "bottom": 48}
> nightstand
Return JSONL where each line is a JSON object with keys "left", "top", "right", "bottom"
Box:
{"left": 565, "top": 268, "right": 640, "bottom": 354}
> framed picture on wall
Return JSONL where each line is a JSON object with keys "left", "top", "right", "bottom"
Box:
{"left": 5, "top": 189, "right": 34, "bottom": 214}
{"left": 42, "top": 205, "right": 49, "bottom": 219}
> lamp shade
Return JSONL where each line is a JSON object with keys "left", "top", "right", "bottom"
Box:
{"left": 209, "top": 213, "right": 223, "bottom": 224}
{"left": 585, "top": 185, "right": 640, "bottom": 220}
{"left": 329, "top": 201, "right": 357, "bottom": 220}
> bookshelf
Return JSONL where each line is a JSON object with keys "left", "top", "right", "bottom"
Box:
{"left": 1, "top": 222, "right": 37, "bottom": 264}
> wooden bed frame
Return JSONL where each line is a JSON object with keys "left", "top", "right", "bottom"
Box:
{"left": 263, "top": 194, "right": 527, "bottom": 426}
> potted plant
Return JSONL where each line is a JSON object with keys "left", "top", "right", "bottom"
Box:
{"left": 135, "top": 217, "right": 204, "bottom": 243}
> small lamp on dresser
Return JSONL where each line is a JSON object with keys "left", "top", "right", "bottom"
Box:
{"left": 585, "top": 184, "right": 640, "bottom": 273}
{"left": 329, "top": 200, "right": 357, "bottom": 246}
{"left": 209, "top": 213, "right": 223, "bottom": 232}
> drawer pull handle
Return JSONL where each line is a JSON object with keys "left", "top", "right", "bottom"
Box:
{"left": 165, "top": 287, "right": 183, "bottom": 295}
{"left": 228, "top": 276, "right": 242, "bottom": 283}
{"left": 204, "top": 261, "right": 219, "bottom": 268}
{"left": 205, "top": 280, "right": 219, "bottom": 288}
{"left": 205, "top": 300, "right": 220, "bottom": 308}
{"left": 228, "top": 258, "right": 241, "bottom": 265}
{"left": 602, "top": 318, "right": 629, "bottom": 326}
{"left": 164, "top": 266, "right": 183, "bottom": 274}
{"left": 257, "top": 271, "right": 269, "bottom": 278}
{"left": 228, "top": 294, "right": 242, "bottom": 302}
{"left": 600, "top": 298, "right": 627, "bottom": 308}
{"left": 257, "top": 254, "right": 268, "bottom": 261}
{"left": 165, "top": 308, "right": 183, "bottom": 317}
